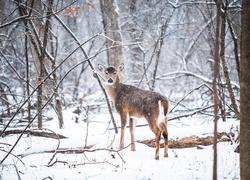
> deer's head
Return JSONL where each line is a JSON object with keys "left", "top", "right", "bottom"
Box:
{"left": 98, "top": 64, "right": 124, "bottom": 85}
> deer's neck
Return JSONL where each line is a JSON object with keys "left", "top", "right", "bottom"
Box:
{"left": 105, "top": 77, "right": 120, "bottom": 104}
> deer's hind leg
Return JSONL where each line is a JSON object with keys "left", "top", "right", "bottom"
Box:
{"left": 162, "top": 129, "right": 168, "bottom": 157}
{"left": 154, "top": 129, "right": 162, "bottom": 160}
{"left": 145, "top": 115, "right": 162, "bottom": 160}
{"left": 159, "top": 121, "right": 168, "bottom": 158}
{"left": 162, "top": 131, "right": 168, "bottom": 157}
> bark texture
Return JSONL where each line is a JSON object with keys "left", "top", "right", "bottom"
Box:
{"left": 100, "top": 0, "right": 124, "bottom": 68}
{"left": 240, "top": 0, "right": 250, "bottom": 179}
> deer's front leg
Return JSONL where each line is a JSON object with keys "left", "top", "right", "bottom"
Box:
{"left": 119, "top": 114, "right": 127, "bottom": 149}
{"left": 129, "top": 118, "right": 136, "bottom": 151}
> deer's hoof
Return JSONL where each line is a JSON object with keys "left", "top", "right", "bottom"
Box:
{"left": 164, "top": 154, "right": 169, "bottom": 158}
{"left": 130, "top": 148, "right": 136, "bottom": 152}
{"left": 155, "top": 156, "right": 159, "bottom": 160}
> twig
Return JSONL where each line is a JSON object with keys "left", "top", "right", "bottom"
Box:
{"left": 169, "top": 105, "right": 214, "bottom": 121}
{"left": 170, "top": 83, "right": 213, "bottom": 113}
{"left": 41, "top": 128, "right": 61, "bottom": 166}
{"left": 0, "top": 149, "right": 25, "bottom": 166}
{"left": 13, "top": 164, "right": 22, "bottom": 180}
{"left": 84, "top": 107, "right": 90, "bottom": 148}
{"left": 0, "top": 142, "right": 12, "bottom": 146}
{"left": 71, "top": 160, "right": 119, "bottom": 168}
{"left": 42, "top": 176, "right": 53, "bottom": 180}
{"left": 47, "top": 159, "right": 68, "bottom": 167}
{"left": 46, "top": 145, "right": 131, "bottom": 168}
{"left": 48, "top": 158, "right": 119, "bottom": 168}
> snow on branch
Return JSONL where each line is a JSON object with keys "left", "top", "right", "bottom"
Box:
{"left": 155, "top": 71, "right": 240, "bottom": 89}
{"left": 167, "top": 0, "right": 215, "bottom": 8}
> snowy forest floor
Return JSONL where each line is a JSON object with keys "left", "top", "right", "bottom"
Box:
{"left": 0, "top": 108, "right": 240, "bottom": 179}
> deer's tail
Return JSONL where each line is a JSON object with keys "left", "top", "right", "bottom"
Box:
{"left": 157, "top": 99, "right": 169, "bottom": 132}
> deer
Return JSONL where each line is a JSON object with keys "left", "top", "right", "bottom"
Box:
{"left": 98, "top": 63, "right": 170, "bottom": 160}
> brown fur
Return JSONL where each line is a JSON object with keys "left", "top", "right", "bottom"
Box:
{"left": 98, "top": 63, "right": 170, "bottom": 160}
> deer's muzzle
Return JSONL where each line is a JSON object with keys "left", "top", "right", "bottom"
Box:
{"left": 108, "top": 78, "right": 113, "bottom": 83}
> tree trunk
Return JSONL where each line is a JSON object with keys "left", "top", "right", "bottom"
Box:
{"left": 213, "top": 1, "right": 221, "bottom": 179}
{"left": 220, "top": 6, "right": 239, "bottom": 119}
{"left": 52, "top": 38, "right": 64, "bottom": 129}
{"left": 24, "top": 15, "right": 31, "bottom": 127}
{"left": 151, "top": 19, "right": 168, "bottom": 91}
{"left": 240, "top": 0, "right": 250, "bottom": 179}
{"left": 227, "top": 16, "right": 240, "bottom": 80}
{"left": 100, "top": 0, "right": 125, "bottom": 69}
{"left": 33, "top": 0, "right": 47, "bottom": 129}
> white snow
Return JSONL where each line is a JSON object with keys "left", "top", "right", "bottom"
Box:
{"left": 0, "top": 109, "right": 240, "bottom": 179}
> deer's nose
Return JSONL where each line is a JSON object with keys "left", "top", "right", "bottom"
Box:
{"left": 108, "top": 78, "right": 113, "bottom": 83}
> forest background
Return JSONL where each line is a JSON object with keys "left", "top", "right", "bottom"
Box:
{"left": 0, "top": 0, "right": 249, "bottom": 179}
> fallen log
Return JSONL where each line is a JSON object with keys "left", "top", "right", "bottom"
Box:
{"left": 138, "top": 132, "right": 233, "bottom": 149}
{"left": 0, "top": 129, "right": 67, "bottom": 139}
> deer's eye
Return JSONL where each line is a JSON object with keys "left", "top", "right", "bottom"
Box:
{"left": 113, "top": 71, "right": 117, "bottom": 75}
{"left": 105, "top": 71, "right": 108, "bottom": 74}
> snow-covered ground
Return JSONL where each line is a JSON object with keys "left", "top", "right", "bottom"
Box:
{"left": 0, "top": 108, "right": 240, "bottom": 179}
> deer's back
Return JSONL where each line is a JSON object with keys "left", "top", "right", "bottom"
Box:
{"left": 115, "top": 83, "right": 169, "bottom": 118}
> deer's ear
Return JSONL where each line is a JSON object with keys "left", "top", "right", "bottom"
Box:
{"left": 118, "top": 63, "right": 124, "bottom": 72}
{"left": 98, "top": 64, "right": 105, "bottom": 72}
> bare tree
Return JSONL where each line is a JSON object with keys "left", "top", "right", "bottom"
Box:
{"left": 213, "top": 0, "right": 222, "bottom": 179}
{"left": 15, "top": 0, "right": 64, "bottom": 128}
{"left": 220, "top": 2, "right": 239, "bottom": 119}
{"left": 100, "top": 0, "right": 125, "bottom": 69}
{"left": 121, "top": 0, "right": 145, "bottom": 81}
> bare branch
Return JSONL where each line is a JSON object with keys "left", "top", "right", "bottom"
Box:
{"left": 0, "top": 15, "right": 29, "bottom": 28}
